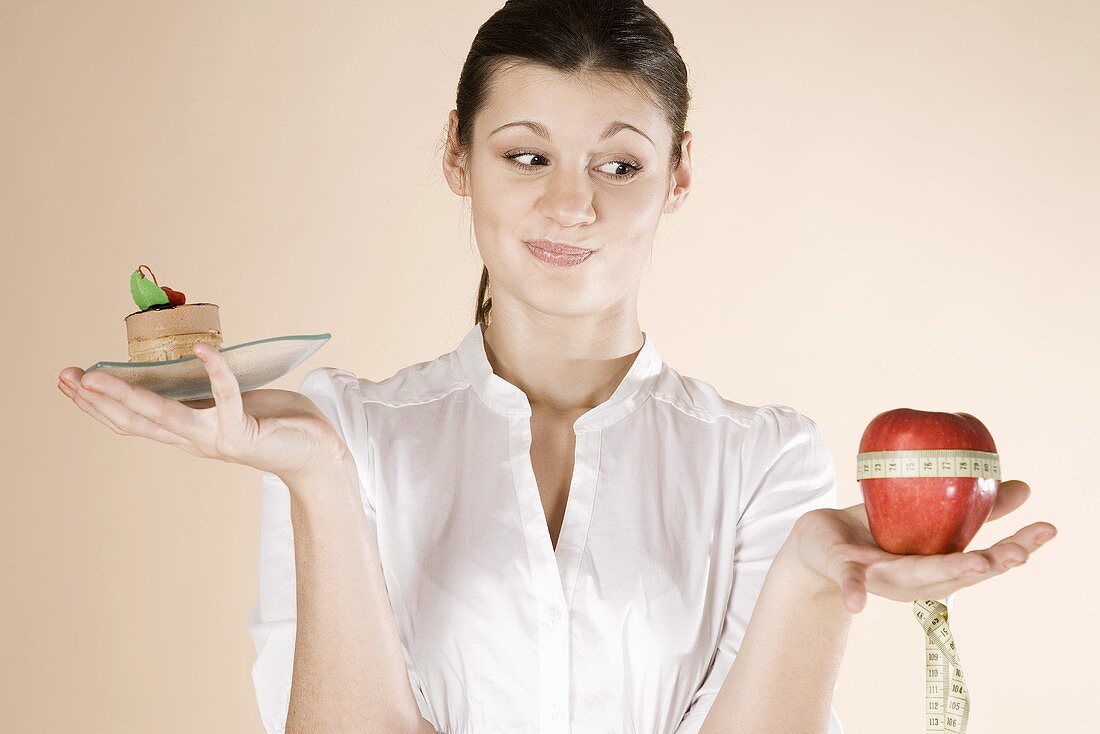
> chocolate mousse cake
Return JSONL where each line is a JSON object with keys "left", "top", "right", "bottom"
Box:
{"left": 124, "top": 265, "right": 223, "bottom": 362}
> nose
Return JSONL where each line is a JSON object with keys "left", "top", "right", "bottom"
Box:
{"left": 536, "top": 166, "right": 596, "bottom": 229}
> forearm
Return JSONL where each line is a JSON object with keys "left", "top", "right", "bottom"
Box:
{"left": 283, "top": 457, "right": 431, "bottom": 734}
{"left": 700, "top": 519, "right": 853, "bottom": 734}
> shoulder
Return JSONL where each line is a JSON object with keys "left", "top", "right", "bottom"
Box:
{"left": 294, "top": 367, "right": 367, "bottom": 441}
{"left": 649, "top": 366, "right": 819, "bottom": 438}
{"left": 740, "top": 403, "right": 827, "bottom": 468}
{"left": 648, "top": 367, "right": 756, "bottom": 427}
{"left": 297, "top": 365, "right": 361, "bottom": 400}
{"left": 297, "top": 349, "right": 469, "bottom": 413}
{"left": 648, "top": 365, "right": 828, "bottom": 475}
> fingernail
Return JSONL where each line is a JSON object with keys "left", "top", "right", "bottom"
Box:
{"left": 1037, "top": 533, "right": 1054, "bottom": 544}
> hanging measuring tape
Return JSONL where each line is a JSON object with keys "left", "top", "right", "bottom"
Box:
{"left": 913, "top": 597, "right": 970, "bottom": 733}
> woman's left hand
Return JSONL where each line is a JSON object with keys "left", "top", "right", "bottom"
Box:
{"left": 792, "top": 480, "right": 1057, "bottom": 613}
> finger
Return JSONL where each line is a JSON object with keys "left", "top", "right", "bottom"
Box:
{"left": 60, "top": 379, "right": 127, "bottom": 435}
{"left": 963, "top": 522, "right": 1057, "bottom": 573}
{"left": 838, "top": 561, "right": 867, "bottom": 614}
{"left": 62, "top": 377, "right": 189, "bottom": 449}
{"left": 985, "top": 480, "right": 1030, "bottom": 523}
{"left": 72, "top": 373, "right": 195, "bottom": 447}
{"left": 864, "top": 552, "right": 984, "bottom": 604}
{"left": 922, "top": 546, "right": 1024, "bottom": 599}
{"left": 59, "top": 367, "right": 86, "bottom": 387}
{"left": 80, "top": 368, "right": 212, "bottom": 444}
{"left": 929, "top": 523, "right": 1058, "bottom": 598}
{"left": 873, "top": 549, "right": 988, "bottom": 591}
{"left": 997, "top": 521, "right": 1058, "bottom": 552}
{"left": 193, "top": 343, "right": 246, "bottom": 432}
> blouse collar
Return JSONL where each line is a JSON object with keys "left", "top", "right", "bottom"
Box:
{"left": 454, "top": 323, "right": 664, "bottom": 432}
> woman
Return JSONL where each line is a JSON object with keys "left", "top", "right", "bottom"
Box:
{"left": 57, "top": 1, "right": 1056, "bottom": 732}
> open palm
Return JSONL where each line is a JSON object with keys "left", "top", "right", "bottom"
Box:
{"left": 793, "top": 480, "right": 1057, "bottom": 613}
{"left": 57, "top": 343, "right": 348, "bottom": 483}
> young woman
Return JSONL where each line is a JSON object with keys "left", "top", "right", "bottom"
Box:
{"left": 58, "top": 1, "right": 1056, "bottom": 732}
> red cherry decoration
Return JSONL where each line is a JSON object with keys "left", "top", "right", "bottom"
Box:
{"left": 161, "top": 286, "right": 186, "bottom": 305}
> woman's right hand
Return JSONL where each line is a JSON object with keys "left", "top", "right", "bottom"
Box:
{"left": 57, "top": 342, "right": 350, "bottom": 484}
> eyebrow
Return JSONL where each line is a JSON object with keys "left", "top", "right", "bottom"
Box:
{"left": 488, "top": 119, "right": 655, "bottom": 148}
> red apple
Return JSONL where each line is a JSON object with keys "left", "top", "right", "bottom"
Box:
{"left": 857, "top": 408, "right": 1000, "bottom": 555}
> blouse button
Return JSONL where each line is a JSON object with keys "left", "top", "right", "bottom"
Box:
{"left": 546, "top": 605, "right": 561, "bottom": 620}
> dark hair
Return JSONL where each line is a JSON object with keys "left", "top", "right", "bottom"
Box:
{"left": 449, "top": 0, "right": 692, "bottom": 326}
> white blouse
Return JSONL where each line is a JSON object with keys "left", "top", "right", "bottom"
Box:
{"left": 248, "top": 323, "right": 844, "bottom": 734}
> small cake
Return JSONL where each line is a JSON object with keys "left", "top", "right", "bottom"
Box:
{"left": 124, "top": 264, "right": 223, "bottom": 362}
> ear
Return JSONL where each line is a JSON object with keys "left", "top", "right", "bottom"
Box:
{"left": 663, "top": 130, "right": 693, "bottom": 214}
{"left": 442, "top": 109, "right": 469, "bottom": 197}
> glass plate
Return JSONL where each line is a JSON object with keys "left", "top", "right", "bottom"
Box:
{"left": 84, "top": 333, "right": 331, "bottom": 401}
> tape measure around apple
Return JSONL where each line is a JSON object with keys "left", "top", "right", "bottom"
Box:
{"left": 857, "top": 409, "right": 1001, "bottom": 734}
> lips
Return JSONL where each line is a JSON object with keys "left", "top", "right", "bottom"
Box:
{"left": 525, "top": 242, "right": 593, "bottom": 267}
{"left": 524, "top": 239, "right": 594, "bottom": 255}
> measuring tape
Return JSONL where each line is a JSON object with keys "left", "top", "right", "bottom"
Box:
{"left": 856, "top": 449, "right": 1000, "bottom": 480}
{"left": 913, "top": 597, "right": 970, "bottom": 733}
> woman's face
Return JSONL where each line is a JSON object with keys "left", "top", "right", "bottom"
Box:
{"left": 444, "top": 62, "right": 692, "bottom": 321}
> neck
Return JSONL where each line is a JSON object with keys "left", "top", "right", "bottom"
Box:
{"left": 480, "top": 307, "right": 643, "bottom": 416}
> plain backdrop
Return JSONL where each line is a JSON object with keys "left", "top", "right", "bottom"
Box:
{"left": 2, "top": 1, "right": 1097, "bottom": 732}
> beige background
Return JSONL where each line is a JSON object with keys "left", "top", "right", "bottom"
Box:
{"left": 2, "top": 1, "right": 1097, "bottom": 731}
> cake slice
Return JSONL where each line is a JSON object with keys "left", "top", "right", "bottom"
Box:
{"left": 124, "top": 265, "right": 223, "bottom": 362}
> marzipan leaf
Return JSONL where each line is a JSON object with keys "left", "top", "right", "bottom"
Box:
{"left": 131, "top": 269, "right": 169, "bottom": 310}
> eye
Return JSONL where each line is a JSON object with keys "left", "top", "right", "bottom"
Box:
{"left": 596, "top": 160, "right": 643, "bottom": 180}
{"left": 503, "top": 150, "right": 644, "bottom": 181}
{"left": 505, "top": 151, "right": 548, "bottom": 170}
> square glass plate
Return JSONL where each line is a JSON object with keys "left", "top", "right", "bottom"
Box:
{"left": 84, "top": 333, "right": 331, "bottom": 401}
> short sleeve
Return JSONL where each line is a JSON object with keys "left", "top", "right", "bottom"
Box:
{"left": 673, "top": 404, "right": 843, "bottom": 734}
{"left": 245, "top": 366, "right": 373, "bottom": 734}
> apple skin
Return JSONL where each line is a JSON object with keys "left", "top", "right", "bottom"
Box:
{"left": 858, "top": 408, "right": 999, "bottom": 555}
